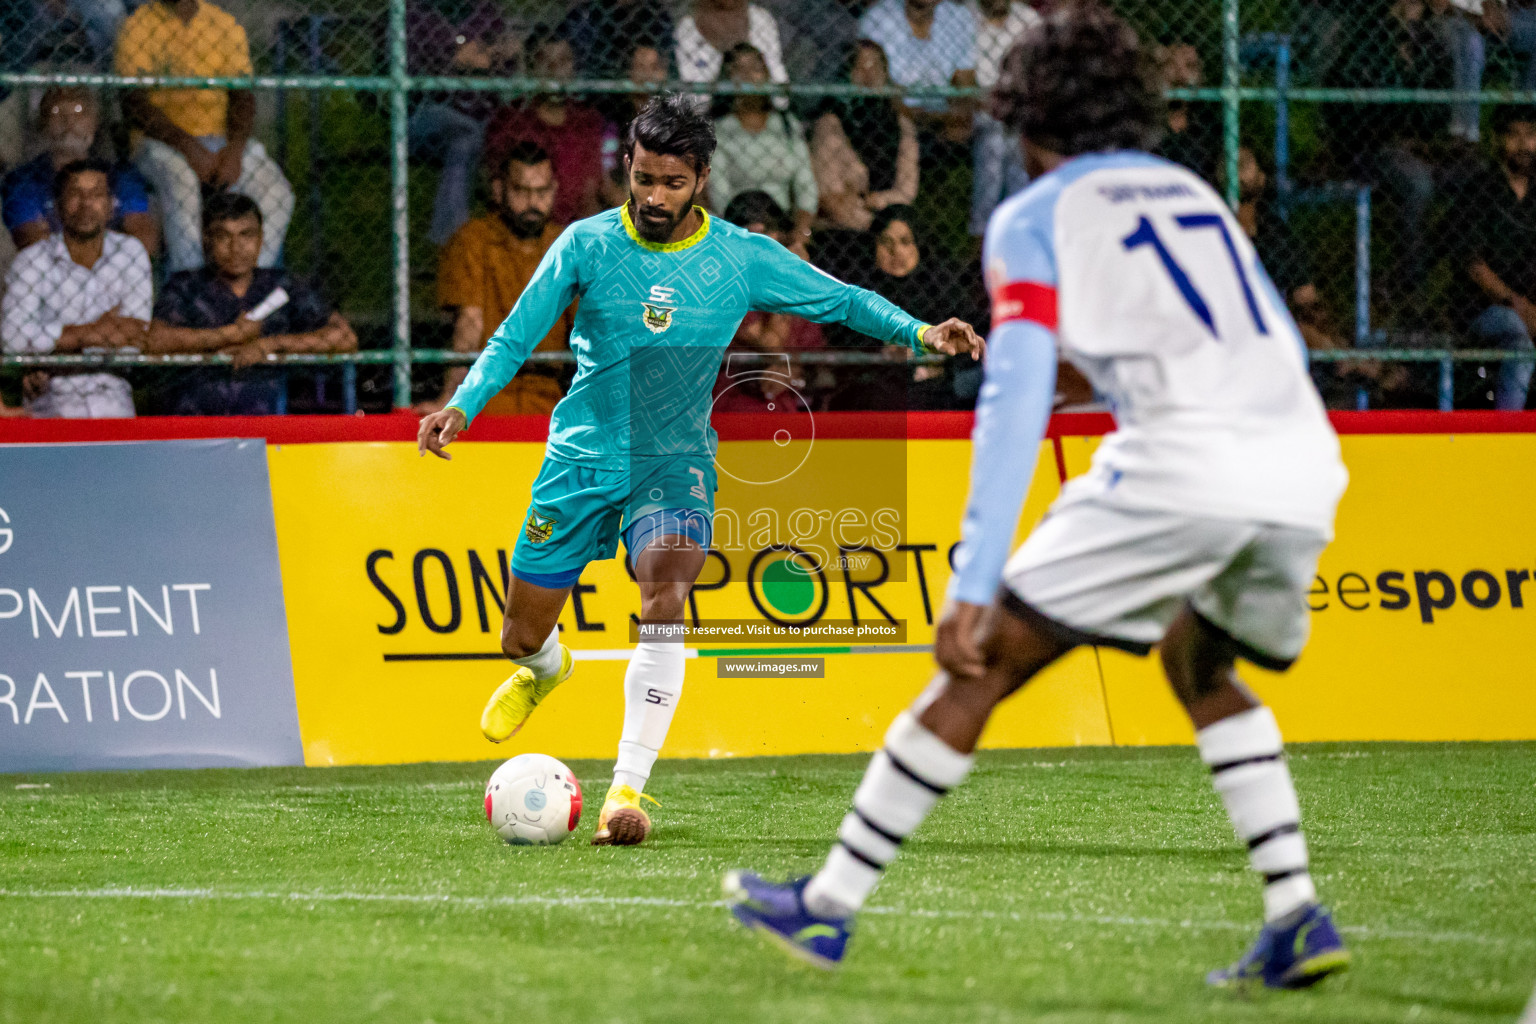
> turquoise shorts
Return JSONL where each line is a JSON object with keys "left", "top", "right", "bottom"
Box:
{"left": 510, "top": 454, "right": 717, "bottom": 588}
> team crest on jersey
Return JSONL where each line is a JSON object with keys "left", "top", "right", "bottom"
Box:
{"left": 641, "top": 302, "right": 675, "bottom": 334}
{"left": 642, "top": 284, "right": 677, "bottom": 334}
{"left": 523, "top": 509, "right": 558, "bottom": 545}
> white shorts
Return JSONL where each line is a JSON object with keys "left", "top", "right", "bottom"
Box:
{"left": 1000, "top": 499, "right": 1329, "bottom": 670}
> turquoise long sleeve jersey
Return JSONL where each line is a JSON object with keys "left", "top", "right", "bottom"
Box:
{"left": 446, "top": 205, "right": 932, "bottom": 468}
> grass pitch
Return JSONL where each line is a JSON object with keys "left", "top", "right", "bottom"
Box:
{"left": 2, "top": 743, "right": 1532, "bottom": 1024}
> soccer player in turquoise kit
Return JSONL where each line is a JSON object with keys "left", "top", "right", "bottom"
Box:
{"left": 418, "top": 95, "right": 981, "bottom": 846}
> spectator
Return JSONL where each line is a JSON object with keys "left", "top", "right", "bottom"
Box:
{"left": 483, "top": 31, "right": 607, "bottom": 226}
{"left": 1231, "top": 147, "right": 1407, "bottom": 408}
{"left": 559, "top": 0, "right": 673, "bottom": 78}
{"left": 708, "top": 43, "right": 817, "bottom": 254}
{"left": 1446, "top": 104, "right": 1536, "bottom": 410}
{"left": 760, "top": 0, "right": 861, "bottom": 84}
{"left": 1155, "top": 41, "right": 1219, "bottom": 181}
{"left": 600, "top": 42, "right": 671, "bottom": 207}
{"left": 968, "top": 0, "right": 1039, "bottom": 233}
{"left": 144, "top": 191, "right": 356, "bottom": 415}
{"left": 858, "top": 0, "right": 978, "bottom": 148}
{"left": 826, "top": 204, "right": 963, "bottom": 409}
{"left": 714, "top": 191, "right": 818, "bottom": 413}
{"left": 115, "top": 0, "right": 294, "bottom": 273}
{"left": 3, "top": 0, "right": 126, "bottom": 69}
{"left": 1342, "top": 0, "right": 1463, "bottom": 311}
{"left": 1506, "top": 0, "right": 1536, "bottom": 88}
{"left": 1, "top": 158, "right": 151, "bottom": 418}
{"left": 676, "top": 0, "right": 790, "bottom": 107}
{"left": 1444, "top": 0, "right": 1494, "bottom": 144}
{"left": 407, "top": 0, "right": 518, "bottom": 246}
{"left": 421, "top": 141, "right": 574, "bottom": 416}
{"left": 3, "top": 85, "right": 158, "bottom": 255}
{"left": 812, "top": 41, "right": 920, "bottom": 233}
{"left": 1292, "top": 0, "right": 1354, "bottom": 86}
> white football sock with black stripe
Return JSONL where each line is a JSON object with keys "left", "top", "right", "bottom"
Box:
{"left": 803, "top": 710, "right": 974, "bottom": 918}
{"left": 612, "top": 640, "right": 685, "bottom": 792}
{"left": 1196, "top": 705, "right": 1317, "bottom": 923}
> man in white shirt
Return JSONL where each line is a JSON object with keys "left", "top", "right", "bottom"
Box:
{"left": 969, "top": 0, "right": 1040, "bottom": 233}
{"left": 1, "top": 158, "right": 153, "bottom": 418}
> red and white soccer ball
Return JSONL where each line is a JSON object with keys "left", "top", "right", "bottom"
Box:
{"left": 484, "top": 753, "right": 583, "bottom": 845}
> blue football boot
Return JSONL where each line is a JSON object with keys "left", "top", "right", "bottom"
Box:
{"left": 1208, "top": 903, "right": 1352, "bottom": 989}
{"left": 723, "top": 870, "right": 852, "bottom": 969}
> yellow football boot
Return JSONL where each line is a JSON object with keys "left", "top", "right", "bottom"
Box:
{"left": 479, "top": 644, "right": 574, "bottom": 743}
{"left": 590, "top": 784, "right": 660, "bottom": 846}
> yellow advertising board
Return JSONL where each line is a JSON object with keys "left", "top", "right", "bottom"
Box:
{"left": 267, "top": 439, "right": 1100, "bottom": 767}
{"left": 268, "top": 430, "right": 1536, "bottom": 767}
{"left": 1079, "top": 432, "right": 1536, "bottom": 744}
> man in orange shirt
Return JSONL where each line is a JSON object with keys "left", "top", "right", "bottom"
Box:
{"left": 418, "top": 141, "right": 575, "bottom": 415}
{"left": 115, "top": 0, "right": 294, "bottom": 272}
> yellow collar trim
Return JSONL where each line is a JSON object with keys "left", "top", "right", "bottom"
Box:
{"left": 621, "top": 204, "right": 711, "bottom": 252}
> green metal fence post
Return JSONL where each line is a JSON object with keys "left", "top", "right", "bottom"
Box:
{"left": 389, "top": 0, "right": 411, "bottom": 409}
{"left": 1222, "top": 0, "right": 1241, "bottom": 210}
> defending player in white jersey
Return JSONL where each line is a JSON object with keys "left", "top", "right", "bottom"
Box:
{"left": 726, "top": 6, "right": 1353, "bottom": 989}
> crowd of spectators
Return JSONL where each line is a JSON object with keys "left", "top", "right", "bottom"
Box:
{"left": 5, "top": 0, "right": 1536, "bottom": 417}
{"left": 0, "top": 0, "right": 347, "bottom": 418}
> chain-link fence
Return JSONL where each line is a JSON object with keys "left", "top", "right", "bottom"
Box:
{"left": 2, "top": 0, "right": 1534, "bottom": 417}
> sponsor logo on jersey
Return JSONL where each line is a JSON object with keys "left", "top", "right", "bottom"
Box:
{"left": 642, "top": 284, "right": 677, "bottom": 334}
{"left": 523, "top": 509, "right": 558, "bottom": 545}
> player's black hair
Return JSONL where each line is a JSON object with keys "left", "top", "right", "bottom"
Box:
{"left": 51, "top": 156, "right": 112, "bottom": 202}
{"left": 495, "top": 140, "right": 552, "bottom": 181}
{"left": 723, "top": 189, "right": 789, "bottom": 233}
{"left": 624, "top": 93, "right": 716, "bottom": 173}
{"left": 992, "top": 4, "right": 1164, "bottom": 156}
{"left": 1492, "top": 103, "right": 1536, "bottom": 137}
{"left": 201, "top": 189, "right": 263, "bottom": 232}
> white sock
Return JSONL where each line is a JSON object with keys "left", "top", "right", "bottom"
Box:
{"left": 511, "top": 626, "right": 563, "bottom": 682}
{"left": 803, "top": 711, "right": 974, "bottom": 918}
{"left": 611, "top": 640, "right": 685, "bottom": 792}
{"left": 1196, "top": 705, "right": 1317, "bottom": 922}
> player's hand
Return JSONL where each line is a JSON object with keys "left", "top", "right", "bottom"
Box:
{"left": 923, "top": 318, "right": 985, "bottom": 361}
{"left": 934, "top": 599, "right": 988, "bottom": 681}
{"left": 418, "top": 406, "right": 467, "bottom": 460}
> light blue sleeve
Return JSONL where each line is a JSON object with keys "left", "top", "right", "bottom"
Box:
{"left": 446, "top": 227, "right": 582, "bottom": 424}
{"left": 745, "top": 234, "right": 928, "bottom": 350}
{"left": 947, "top": 186, "right": 1062, "bottom": 605}
{"left": 946, "top": 321, "right": 1057, "bottom": 605}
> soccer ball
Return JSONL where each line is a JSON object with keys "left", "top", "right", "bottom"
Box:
{"left": 484, "top": 753, "right": 583, "bottom": 845}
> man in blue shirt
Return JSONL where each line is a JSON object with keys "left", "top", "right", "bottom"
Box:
{"left": 2, "top": 85, "right": 158, "bottom": 256}
{"left": 417, "top": 94, "right": 981, "bottom": 847}
{"left": 859, "top": 0, "right": 979, "bottom": 147}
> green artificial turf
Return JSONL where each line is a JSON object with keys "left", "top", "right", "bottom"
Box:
{"left": 2, "top": 743, "right": 1532, "bottom": 1024}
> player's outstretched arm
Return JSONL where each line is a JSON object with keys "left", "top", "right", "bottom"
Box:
{"left": 938, "top": 320, "right": 1056, "bottom": 680}
{"left": 743, "top": 233, "right": 980, "bottom": 355}
{"left": 418, "top": 406, "right": 467, "bottom": 460}
{"left": 440, "top": 230, "right": 583, "bottom": 430}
